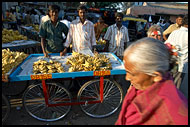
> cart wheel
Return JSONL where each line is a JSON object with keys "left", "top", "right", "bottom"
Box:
{"left": 23, "top": 82, "right": 72, "bottom": 121}
{"left": 77, "top": 79, "right": 123, "bottom": 118}
{"left": 2, "top": 93, "right": 11, "bottom": 124}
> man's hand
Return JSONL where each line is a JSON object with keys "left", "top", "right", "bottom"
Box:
{"left": 60, "top": 48, "right": 67, "bottom": 56}
{"left": 44, "top": 52, "right": 49, "bottom": 57}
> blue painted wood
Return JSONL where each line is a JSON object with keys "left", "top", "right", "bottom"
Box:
{"left": 9, "top": 53, "right": 126, "bottom": 82}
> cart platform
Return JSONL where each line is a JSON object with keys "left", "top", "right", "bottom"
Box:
{"left": 9, "top": 52, "right": 126, "bottom": 82}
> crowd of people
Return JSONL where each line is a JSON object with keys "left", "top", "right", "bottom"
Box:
{"left": 2, "top": 4, "right": 188, "bottom": 125}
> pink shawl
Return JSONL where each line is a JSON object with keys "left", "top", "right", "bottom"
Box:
{"left": 115, "top": 78, "right": 188, "bottom": 125}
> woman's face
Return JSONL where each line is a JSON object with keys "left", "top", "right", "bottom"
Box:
{"left": 123, "top": 55, "right": 155, "bottom": 90}
{"left": 149, "top": 30, "right": 163, "bottom": 41}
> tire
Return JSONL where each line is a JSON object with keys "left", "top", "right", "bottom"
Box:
{"left": 22, "top": 82, "right": 72, "bottom": 121}
{"left": 77, "top": 79, "right": 123, "bottom": 118}
{"left": 2, "top": 93, "right": 11, "bottom": 124}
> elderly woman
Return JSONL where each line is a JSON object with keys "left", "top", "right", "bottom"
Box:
{"left": 147, "top": 24, "right": 163, "bottom": 41}
{"left": 115, "top": 37, "right": 188, "bottom": 125}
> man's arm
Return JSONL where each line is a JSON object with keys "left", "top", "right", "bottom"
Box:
{"left": 61, "top": 24, "right": 73, "bottom": 56}
{"left": 105, "top": 40, "right": 109, "bottom": 52}
{"left": 163, "top": 34, "right": 168, "bottom": 41}
{"left": 39, "top": 22, "right": 48, "bottom": 57}
{"left": 60, "top": 24, "right": 69, "bottom": 56}
{"left": 125, "top": 28, "right": 130, "bottom": 49}
{"left": 124, "top": 42, "right": 127, "bottom": 50}
{"left": 103, "top": 26, "right": 111, "bottom": 52}
{"left": 163, "top": 25, "right": 173, "bottom": 41}
{"left": 41, "top": 37, "right": 48, "bottom": 57}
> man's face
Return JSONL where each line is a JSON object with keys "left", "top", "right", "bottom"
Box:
{"left": 78, "top": 9, "right": 86, "bottom": 20}
{"left": 116, "top": 16, "right": 123, "bottom": 25}
{"left": 99, "top": 17, "right": 104, "bottom": 23}
{"left": 176, "top": 17, "right": 183, "bottom": 26}
{"left": 49, "top": 9, "right": 59, "bottom": 22}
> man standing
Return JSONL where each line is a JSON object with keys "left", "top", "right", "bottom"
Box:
{"left": 39, "top": 5, "right": 69, "bottom": 57}
{"left": 104, "top": 12, "right": 129, "bottom": 60}
{"left": 62, "top": 5, "right": 96, "bottom": 54}
{"left": 163, "top": 15, "right": 183, "bottom": 41}
{"left": 165, "top": 15, "right": 188, "bottom": 91}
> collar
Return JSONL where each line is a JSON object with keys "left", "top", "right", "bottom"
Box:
{"left": 180, "top": 26, "right": 188, "bottom": 31}
{"left": 77, "top": 18, "right": 88, "bottom": 25}
{"left": 50, "top": 20, "right": 60, "bottom": 27}
{"left": 114, "top": 23, "right": 124, "bottom": 29}
{"left": 175, "top": 23, "right": 180, "bottom": 28}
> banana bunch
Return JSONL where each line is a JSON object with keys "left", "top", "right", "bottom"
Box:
{"left": 66, "top": 51, "right": 112, "bottom": 72}
{"left": 96, "top": 39, "right": 106, "bottom": 45}
{"left": 33, "top": 59, "right": 65, "bottom": 74}
{"left": 2, "top": 28, "right": 27, "bottom": 43}
{"left": 25, "top": 24, "right": 39, "bottom": 32}
{"left": 2, "top": 48, "right": 28, "bottom": 74}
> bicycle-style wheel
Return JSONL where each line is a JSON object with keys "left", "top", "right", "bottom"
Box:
{"left": 23, "top": 82, "right": 72, "bottom": 121}
{"left": 2, "top": 93, "right": 11, "bottom": 124}
{"left": 77, "top": 79, "right": 123, "bottom": 118}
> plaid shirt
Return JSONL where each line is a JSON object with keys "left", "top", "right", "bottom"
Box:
{"left": 64, "top": 18, "right": 96, "bottom": 52}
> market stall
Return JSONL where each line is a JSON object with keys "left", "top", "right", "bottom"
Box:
{"left": 2, "top": 28, "right": 42, "bottom": 54}
{"left": 2, "top": 40, "right": 42, "bottom": 54}
{"left": 7, "top": 52, "right": 126, "bottom": 122}
{"left": 19, "top": 25, "right": 41, "bottom": 42}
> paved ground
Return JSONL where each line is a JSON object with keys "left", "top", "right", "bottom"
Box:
{"left": 3, "top": 75, "right": 130, "bottom": 125}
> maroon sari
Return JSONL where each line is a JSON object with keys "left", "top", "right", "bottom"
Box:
{"left": 115, "top": 78, "right": 188, "bottom": 125}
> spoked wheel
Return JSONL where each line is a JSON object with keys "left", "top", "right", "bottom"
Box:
{"left": 77, "top": 79, "right": 123, "bottom": 118}
{"left": 22, "top": 82, "right": 72, "bottom": 121}
{"left": 2, "top": 93, "right": 11, "bottom": 124}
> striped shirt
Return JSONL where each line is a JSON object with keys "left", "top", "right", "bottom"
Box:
{"left": 64, "top": 18, "right": 96, "bottom": 52}
{"left": 104, "top": 24, "right": 129, "bottom": 56}
{"left": 165, "top": 27, "right": 188, "bottom": 73}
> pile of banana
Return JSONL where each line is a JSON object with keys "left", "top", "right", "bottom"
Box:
{"left": 66, "top": 51, "right": 112, "bottom": 72}
{"left": 25, "top": 24, "right": 39, "bottom": 32}
{"left": 33, "top": 59, "right": 65, "bottom": 74}
{"left": 2, "top": 29, "right": 28, "bottom": 43}
{"left": 96, "top": 39, "right": 106, "bottom": 45}
{"left": 2, "top": 48, "right": 28, "bottom": 74}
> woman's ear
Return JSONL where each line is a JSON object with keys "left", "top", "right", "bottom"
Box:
{"left": 153, "top": 71, "right": 163, "bottom": 82}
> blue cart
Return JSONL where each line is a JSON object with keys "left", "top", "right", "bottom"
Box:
{"left": 9, "top": 53, "right": 126, "bottom": 122}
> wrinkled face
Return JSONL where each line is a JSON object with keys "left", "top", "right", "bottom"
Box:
{"left": 49, "top": 9, "right": 59, "bottom": 22}
{"left": 123, "top": 54, "right": 155, "bottom": 90}
{"left": 149, "top": 30, "right": 163, "bottom": 41}
{"left": 176, "top": 17, "right": 183, "bottom": 26}
{"left": 78, "top": 9, "right": 86, "bottom": 20}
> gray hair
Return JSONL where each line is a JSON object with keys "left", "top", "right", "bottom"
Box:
{"left": 147, "top": 25, "right": 163, "bottom": 39}
{"left": 123, "top": 37, "right": 170, "bottom": 76}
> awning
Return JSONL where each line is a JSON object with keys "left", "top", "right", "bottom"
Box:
{"left": 123, "top": 17, "right": 147, "bottom": 22}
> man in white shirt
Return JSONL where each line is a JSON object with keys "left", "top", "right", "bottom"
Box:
{"left": 165, "top": 15, "right": 188, "bottom": 90}
{"left": 104, "top": 12, "right": 129, "bottom": 60}
{"left": 62, "top": 5, "right": 96, "bottom": 54}
{"left": 60, "top": 15, "right": 71, "bottom": 29}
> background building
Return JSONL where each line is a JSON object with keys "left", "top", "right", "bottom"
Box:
{"left": 126, "top": 2, "right": 188, "bottom": 23}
